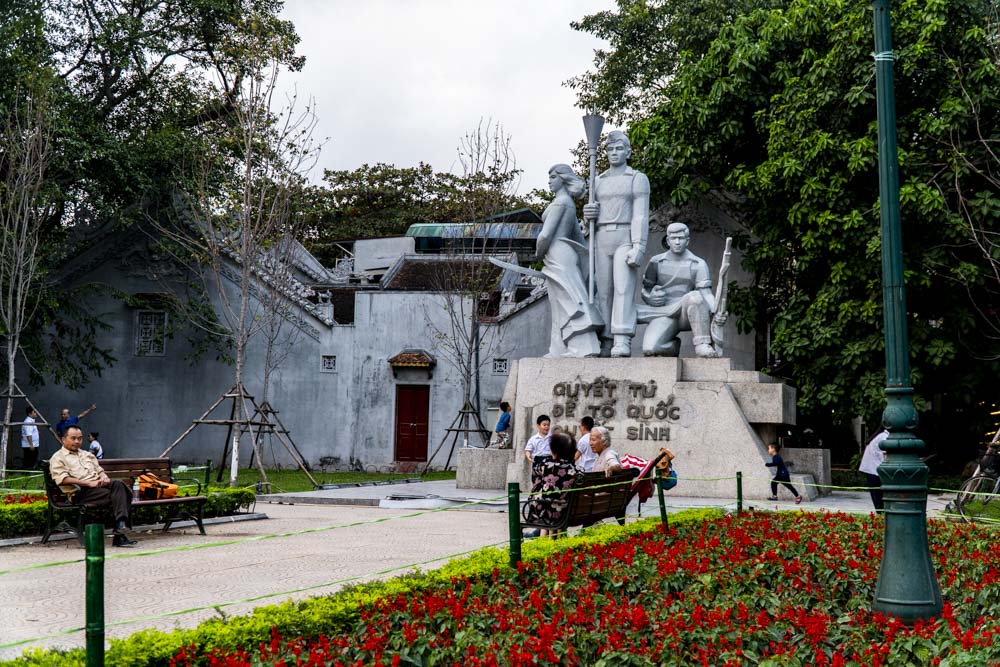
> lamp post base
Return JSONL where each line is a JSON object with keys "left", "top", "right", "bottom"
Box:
{"left": 873, "top": 451, "right": 943, "bottom": 623}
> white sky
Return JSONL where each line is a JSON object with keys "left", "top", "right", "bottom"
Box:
{"left": 277, "top": 0, "right": 616, "bottom": 194}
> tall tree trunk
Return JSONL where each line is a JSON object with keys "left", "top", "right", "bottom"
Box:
{"left": 230, "top": 260, "right": 251, "bottom": 488}
{"left": 0, "top": 340, "right": 14, "bottom": 479}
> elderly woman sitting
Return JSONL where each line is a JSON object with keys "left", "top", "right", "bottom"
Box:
{"left": 590, "top": 426, "right": 622, "bottom": 477}
{"left": 523, "top": 431, "right": 583, "bottom": 537}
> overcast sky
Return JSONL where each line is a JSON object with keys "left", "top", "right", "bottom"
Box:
{"left": 277, "top": 0, "right": 616, "bottom": 194}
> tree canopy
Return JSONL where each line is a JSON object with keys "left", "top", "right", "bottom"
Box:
{"left": 0, "top": 0, "right": 302, "bottom": 387}
{"left": 302, "top": 160, "right": 545, "bottom": 266}
{"left": 573, "top": 0, "right": 1000, "bottom": 452}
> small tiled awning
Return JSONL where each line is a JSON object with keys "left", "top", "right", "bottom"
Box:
{"left": 388, "top": 349, "right": 436, "bottom": 378}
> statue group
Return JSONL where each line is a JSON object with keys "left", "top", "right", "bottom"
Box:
{"left": 537, "top": 130, "right": 729, "bottom": 359}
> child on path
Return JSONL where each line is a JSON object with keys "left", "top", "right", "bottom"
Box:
{"left": 524, "top": 414, "right": 552, "bottom": 481}
{"left": 87, "top": 432, "right": 104, "bottom": 459}
{"left": 766, "top": 442, "right": 802, "bottom": 504}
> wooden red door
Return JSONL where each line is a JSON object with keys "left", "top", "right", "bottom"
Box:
{"left": 395, "top": 385, "right": 430, "bottom": 461}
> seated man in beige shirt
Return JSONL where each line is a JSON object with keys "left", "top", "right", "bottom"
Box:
{"left": 49, "top": 425, "right": 137, "bottom": 547}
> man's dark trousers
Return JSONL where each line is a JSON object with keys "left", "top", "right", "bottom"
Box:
{"left": 73, "top": 480, "right": 133, "bottom": 523}
{"left": 865, "top": 472, "right": 884, "bottom": 512}
{"left": 21, "top": 447, "right": 39, "bottom": 470}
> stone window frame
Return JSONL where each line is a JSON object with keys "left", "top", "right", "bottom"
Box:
{"left": 320, "top": 354, "right": 338, "bottom": 373}
{"left": 134, "top": 310, "right": 168, "bottom": 357}
{"left": 492, "top": 358, "right": 509, "bottom": 375}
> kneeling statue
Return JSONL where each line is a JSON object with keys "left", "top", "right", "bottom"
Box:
{"left": 637, "top": 222, "right": 728, "bottom": 358}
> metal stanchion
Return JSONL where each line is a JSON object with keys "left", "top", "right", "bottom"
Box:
{"left": 85, "top": 523, "right": 105, "bottom": 666}
{"left": 736, "top": 471, "right": 743, "bottom": 514}
{"left": 507, "top": 482, "right": 521, "bottom": 568}
{"left": 655, "top": 468, "right": 668, "bottom": 529}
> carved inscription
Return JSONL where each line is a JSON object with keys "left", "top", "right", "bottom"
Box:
{"left": 549, "top": 376, "right": 680, "bottom": 442}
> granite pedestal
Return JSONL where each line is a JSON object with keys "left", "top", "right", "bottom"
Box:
{"left": 461, "top": 357, "right": 827, "bottom": 500}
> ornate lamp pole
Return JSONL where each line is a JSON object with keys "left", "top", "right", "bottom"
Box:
{"left": 871, "top": 0, "right": 942, "bottom": 622}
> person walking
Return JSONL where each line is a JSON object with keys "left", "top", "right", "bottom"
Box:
{"left": 765, "top": 442, "right": 802, "bottom": 504}
{"left": 859, "top": 429, "right": 888, "bottom": 512}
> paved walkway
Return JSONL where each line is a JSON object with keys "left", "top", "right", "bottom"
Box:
{"left": 0, "top": 481, "right": 959, "bottom": 661}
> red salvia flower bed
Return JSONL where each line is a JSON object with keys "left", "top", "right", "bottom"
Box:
{"left": 2, "top": 493, "right": 44, "bottom": 505}
{"left": 169, "top": 512, "right": 1000, "bottom": 666}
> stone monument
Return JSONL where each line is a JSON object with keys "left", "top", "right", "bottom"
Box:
{"left": 456, "top": 114, "right": 829, "bottom": 498}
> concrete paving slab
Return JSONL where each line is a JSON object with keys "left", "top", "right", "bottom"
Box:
{"left": 259, "top": 478, "right": 959, "bottom": 518}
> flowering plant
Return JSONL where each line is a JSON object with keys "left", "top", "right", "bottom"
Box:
{"left": 166, "top": 511, "right": 1000, "bottom": 666}
{"left": 1, "top": 494, "right": 44, "bottom": 505}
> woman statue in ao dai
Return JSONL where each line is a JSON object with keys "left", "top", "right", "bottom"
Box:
{"left": 536, "top": 164, "right": 603, "bottom": 357}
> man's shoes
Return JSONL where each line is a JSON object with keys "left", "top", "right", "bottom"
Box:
{"left": 767, "top": 496, "right": 779, "bottom": 501}
{"left": 522, "top": 528, "right": 541, "bottom": 538}
{"left": 112, "top": 533, "right": 138, "bottom": 548}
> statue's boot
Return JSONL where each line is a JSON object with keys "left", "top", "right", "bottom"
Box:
{"left": 694, "top": 342, "right": 721, "bottom": 358}
{"left": 610, "top": 335, "right": 631, "bottom": 357}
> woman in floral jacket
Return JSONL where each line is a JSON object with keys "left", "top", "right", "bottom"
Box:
{"left": 525, "top": 431, "right": 583, "bottom": 536}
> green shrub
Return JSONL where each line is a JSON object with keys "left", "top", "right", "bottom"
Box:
{"left": 0, "top": 502, "right": 47, "bottom": 539}
{"left": 0, "top": 509, "right": 721, "bottom": 666}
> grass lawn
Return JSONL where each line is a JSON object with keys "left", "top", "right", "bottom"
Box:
{"left": 0, "top": 466, "right": 456, "bottom": 496}
{"left": 204, "top": 467, "right": 456, "bottom": 493}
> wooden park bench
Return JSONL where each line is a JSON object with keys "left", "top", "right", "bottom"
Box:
{"left": 520, "top": 451, "right": 670, "bottom": 534}
{"left": 41, "top": 457, "right": 208, "bottom": 545}
{"left": 521, "top": 469, "right": 637, "bottom": 533}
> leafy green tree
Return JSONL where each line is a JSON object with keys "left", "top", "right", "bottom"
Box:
{"left": 0, "top": 0, "right": 302, "bottom": 389}
{"left": 567, "top": 0, "right": 785, "bottom": 125}
{"left": 302, "top": 159, "right": 543, "bottom": 266}
{"left": 622, "top": 0, "right": 999, "bottom": 450}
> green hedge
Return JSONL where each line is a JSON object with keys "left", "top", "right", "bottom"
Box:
{"left": 1, "top": 509, "right": 722, "bottom": 667}
{"left": 0, "top": 488, "right": 256, "bottom": 540}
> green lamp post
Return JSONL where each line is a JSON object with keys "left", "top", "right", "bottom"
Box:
{"left": 871, "top": 0, "right": 942, "bottom": 622}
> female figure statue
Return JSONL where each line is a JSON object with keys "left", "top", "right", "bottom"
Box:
{"left": 537, "top": 164, "right": 603, "bottom": 357}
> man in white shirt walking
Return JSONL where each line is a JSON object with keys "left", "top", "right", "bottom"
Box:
{"left": 20, "top": 407, "right": 39, "bottom": 469}
{"left": 859, "top": 429, "right": 889, "bottom": 512}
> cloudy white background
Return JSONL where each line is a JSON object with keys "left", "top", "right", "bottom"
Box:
{"left": 278, "top": 1, "right": 615, "bottom": 193}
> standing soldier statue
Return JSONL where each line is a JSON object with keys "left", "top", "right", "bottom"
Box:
{"left": 582, "top": 130, "right": 650, "bottom": 357}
